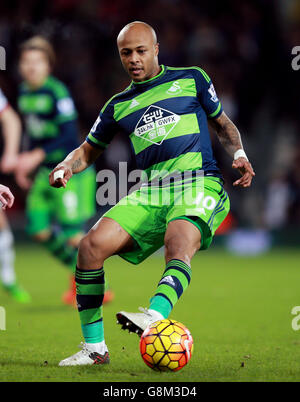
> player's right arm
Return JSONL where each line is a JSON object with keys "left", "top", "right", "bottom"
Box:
{"left": 49, "top": 141, "right": 103, "bottom": 188}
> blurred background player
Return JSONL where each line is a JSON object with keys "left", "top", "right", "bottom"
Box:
{"left": 14, "top": 36, "right": 113, "bottom": 305}
{"left": 0, "top": 88, "right": 31, "bottom": 302}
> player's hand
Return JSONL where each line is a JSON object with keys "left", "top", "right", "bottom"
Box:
{"left": 14, "top": 151, "right": 40, "bottom": 190}
{"left": 0, "top": 154, "right": 18, "bottom": 174}
{"left": 0, "top": 184, "right": 15, "bottom": 209}
{"left": 15, "top": 149, "right": 45, "bottom": 175}
{"left": 232, "top": 157, "right": 255, "bottom": 188}
{"left": 14, "top": 170, "right": 32, "bottom": 190}
{"left": 49, "top": 165, "right": 73, "bottom": 188}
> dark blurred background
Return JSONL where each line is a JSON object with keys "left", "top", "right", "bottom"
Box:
{"left": 0, "top": 0, "right": 299, "bottom": 253}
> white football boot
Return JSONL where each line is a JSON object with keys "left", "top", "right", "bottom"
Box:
{"left": 116, "top": 307, "right": 164, "bottom": 336}
{"left": 58, "top": 342, "right": 110, "bottom": 366}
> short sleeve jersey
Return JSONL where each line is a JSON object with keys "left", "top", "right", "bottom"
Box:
{"left": 87, "top": 65, "right": 223, "bottom": 181}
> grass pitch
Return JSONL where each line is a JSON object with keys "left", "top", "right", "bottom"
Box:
{"left": 0, "top": 244, "right": 300, "bottom": 382}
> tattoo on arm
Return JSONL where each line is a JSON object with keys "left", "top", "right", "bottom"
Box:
{"left": 65, "top": 142, "right": 104, "bottom": 174}
{"left": 71, "top": 158, "right": 82, "bottom": 172}
{"left": 209, "top": 112, "right": 243, "bottom": 158}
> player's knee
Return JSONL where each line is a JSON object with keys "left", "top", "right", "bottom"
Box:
{"left": 78, "top": 234, "right": 97, "bottom": 261}
{"left": 164, "top": 240, "right": 190, "bottom": 265}
{"left": 164, "top": 236, "right": 200, "bottom": 264}
{"left": 78, "top": 233, "right": 106, "bottom": 268}
{"left": 32, "top": 231, "right": 51, "bottom": 243}
{"left": 66, "top": 232, "right": 83, "bottom": 248}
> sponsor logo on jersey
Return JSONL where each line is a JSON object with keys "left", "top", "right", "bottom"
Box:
{"left": 134, "top": 105, "right": 180, "bottom": 145}
{"left": 25, "top": 114, "right": 46, "bottom": 138}
{"left": 166, "top": 81, "right": 182, "bottom": 95}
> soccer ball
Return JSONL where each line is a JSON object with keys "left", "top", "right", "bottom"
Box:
{"left": 139, "top": 319, "right": 193, "bottom": 372}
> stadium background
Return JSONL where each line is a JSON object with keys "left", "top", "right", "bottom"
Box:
{"left": 0, "top": 0, "right": 300, "bottom": 382}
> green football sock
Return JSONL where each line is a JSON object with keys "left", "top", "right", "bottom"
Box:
{"left": 149, "top": 259, "right": 192, "bottom": 318}
{"left": 75, "top": 266, "right": 105, "bottom": 343}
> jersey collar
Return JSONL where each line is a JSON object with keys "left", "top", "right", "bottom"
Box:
{"left": 131, "top": 65, "right": 166, "bottom": 86}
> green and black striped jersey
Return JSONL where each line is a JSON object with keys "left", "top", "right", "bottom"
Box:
{"left": 18, "top": 76, "right": 79, "bottom": 168}
{"left": 87, "top": 65, "right": 223, "bottom": 181}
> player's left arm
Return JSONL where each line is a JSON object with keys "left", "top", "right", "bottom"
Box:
{"left": 193, "top": 68, "right": 255, "bottom": 188}
{"left": 208, "top": 111, "right": 255, "bottom": 188}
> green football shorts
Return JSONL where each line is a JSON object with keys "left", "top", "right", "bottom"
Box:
{"left": 103, "top": 175, "right": 230, "bottom": 264}
{"left": 26, "top": 166, "right": 96, "bottom": 237}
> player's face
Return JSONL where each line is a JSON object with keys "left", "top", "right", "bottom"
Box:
{"left": 118, "top": 31, "right": 159, "bottom": 82}
{"left": 19, "top": 50, "right": 50, "bottom": 87}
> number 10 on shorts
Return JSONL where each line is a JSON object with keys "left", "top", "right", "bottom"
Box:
{"left": 194, "top": 192, "right": 217, "bottom": 210}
